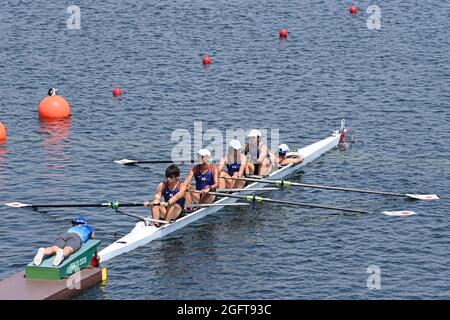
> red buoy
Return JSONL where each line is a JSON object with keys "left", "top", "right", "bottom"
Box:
{"left": 0, "top": 122, "right": 6, "bottom": 141}
{"left": 349, "top": 6, "right": 358, "bottom": 15}
{"left": 112, "top": 87, "right": 122, "bottom": 96}
{"left": 279, "top": 28, "right": 288, "bottom": 39}
{"left": 202, "top": 56, "right": 211, "bottom": 65}
{"left": 38, "top": 96, "right": 71, "bottom": 119}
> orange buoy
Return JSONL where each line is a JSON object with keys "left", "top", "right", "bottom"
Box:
{"left": 279, "top": 28, "right": 288, "bottom": 39}
{"left": 38, "top": 96, "right": 71, "bottom": 119}
{"left": 0, "top": 122, "right": 6, "bottom": 140}
{"left": 349, "top": 6, "right": 358, "bottom": 14}
{"left": 202, "top": 56, "right": 211, "bottom": 65}
{"left": 112, "top": 87, "right": 122, "bottom": 96}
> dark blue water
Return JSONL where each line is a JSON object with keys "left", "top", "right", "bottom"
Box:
{"left": 1, "top": 0, "right": 449, "bottom": 299}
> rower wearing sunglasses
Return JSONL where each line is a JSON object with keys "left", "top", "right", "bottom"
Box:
{"left": 183, "top": 148, "right": 219, "bottom": 209}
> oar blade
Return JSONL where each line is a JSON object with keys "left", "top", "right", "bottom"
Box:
{"left": 382, "top": 210, "right": 417, "bottom": 216}
{"left": 5, "top": 202, "right": 32, "bottom": 208}
{"left": 114, "top": 159, "right": 138, "bottom": 166}
{"left": 405, "top": 194, "right": 440, "bottom": 200}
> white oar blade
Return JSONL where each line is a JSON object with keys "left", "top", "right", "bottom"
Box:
{"left": 114, "top": 159, "right": 137, "bottom": 165}
{"left": 382, "top": 210, "right": 417, "bottom": 217}
{"left": 405, "top": 194, "right": 439, "bottom": 200}
{"left": 5, "top": 202, "right": 31, "bottom": 208}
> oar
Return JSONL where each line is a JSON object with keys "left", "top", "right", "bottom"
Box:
{"left": 215, "top": 187, "right": 280, "bottom": 193}
{"left": 190, "top": 202, "right": 250, "bottom": 208}
{"left": 224, "top": 177, "right": 440, "bottom": 200}
{"left": 113, "top": 209, "right": 169, "bottom": 225}
{"left": 192, "top": 191, "right": 370, "bottom": 214}
{"left": 115, "top": 158, "right": 221, "bottom": 166}
{"left": 208, "top": 191, "right": 417, "bottom": 216}
{"left": 4, "top": 201, "right": 145, "bottom": 209}
{"left": 114, "top": 159, "right": 196, "bottom": 166}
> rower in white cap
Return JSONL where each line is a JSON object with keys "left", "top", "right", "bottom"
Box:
{"left": 183, "top": 148, "right": 219, "bottom": 209}
{"left": 244, "top": 129, "right": 273, "bottom": 177}
{"left": 272, "top": 143, "right": 304, "bottom": 167}
{"left": 218, "top": 139, "right": 248, "bottom": 189}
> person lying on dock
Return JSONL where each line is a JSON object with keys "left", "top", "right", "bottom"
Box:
{"left": 143, "top": 164, "right": 187, "bottom": 227}
{"left": 33, "top": 216, "right": 95, "bottom": 267}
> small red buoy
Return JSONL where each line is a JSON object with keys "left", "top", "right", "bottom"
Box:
{"left": 202, "top": 56, "right": 211, "bottom": 65}
{"left": 112, "top": 87, "right": 122, "bottom": 96}
{"left": 0, "top": 122, "right": 6, "bottom": 140}
{"left": 38, "top": 96, "right": 71, "bottom": 119}
{"left": 349, "top": 5, "right": 358, "bottom": 14}
{"left": 279, "top": 28, "right": 288, "bottom": 39}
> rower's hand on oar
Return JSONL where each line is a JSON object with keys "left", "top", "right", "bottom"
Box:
{"left": 201, "top": 187, "right": 211, "bottom": 195}
{"left": 144, "top": 201, "right": 155, "bottom": 207}
{"left": 160, "top": 201, "right": 169, "bottom": 207}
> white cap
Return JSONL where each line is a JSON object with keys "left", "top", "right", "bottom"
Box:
{"left": 198, "top": 148, "right": 211, "bottom": 157}
{"left": 247, "top": 129, "right": 262, "bottom": 137}
{"left": 229, "top": 139, "right": 242, "bottom": 150}
{"left": 278, "top": 144, "right": 290, "bottom": 153}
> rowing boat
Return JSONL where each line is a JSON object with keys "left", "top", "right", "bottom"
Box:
{"left": 98, "top": 122, "right": 347, "bottom": 263}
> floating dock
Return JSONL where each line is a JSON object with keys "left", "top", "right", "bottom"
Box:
{"left": 0, "top": 239, "right": 107, "bottom": 300}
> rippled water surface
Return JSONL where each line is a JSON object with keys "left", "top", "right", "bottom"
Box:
{"left": 0, "top": 0, "right": 449, "bottom": 299}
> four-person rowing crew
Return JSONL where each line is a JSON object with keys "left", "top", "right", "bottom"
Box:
{"left": 143, "top": 130, "right": 304, "bottom": 227}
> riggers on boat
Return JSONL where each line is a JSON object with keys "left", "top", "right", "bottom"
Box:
{"left": 98, "top": 121, "right": 348, "bottom": 263}
{"left": 0, "top": 240, "right": 107, "bottom": 300}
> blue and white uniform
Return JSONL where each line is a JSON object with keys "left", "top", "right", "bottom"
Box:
{"left": 194, "top": 164, "right": 215, "bottom": 190}
{"left": 162, "top": 181, "right": 185, "bottom": 207}
{"left": 226, "top": 162, "right": 241, "bottom": 176}
{"left": 67, "top": 224, "right": 94, "bottom": 243}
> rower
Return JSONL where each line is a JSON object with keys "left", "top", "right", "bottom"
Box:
{"left": 218, "top": 139, "right": 248, "bottom": 189}
{"left": 184, "top": 148, "right": 219, "bottom": 208}
{"left": 244, "top": 129, "right": 273, "bottom": 176}
{"left": 33, "top": 216, "right": 96, "bottom": 267}
{"left": 144, "top": 164, "right": 186, "bottom": 227}
{"left": 272, "top": 144, "right": 304, "bottom": 167}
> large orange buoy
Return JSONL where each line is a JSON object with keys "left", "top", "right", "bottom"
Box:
{"left": 38, "top": 96, "right": 71, "bottom": 119}
{"left": 0, "top": 121, "right": 6, "bottom": 140}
